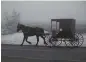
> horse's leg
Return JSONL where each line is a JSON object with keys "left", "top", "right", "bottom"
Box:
{"left": 20, "top": 36, "right": 25, "bottom": 46}
{"left": 36, "top": 36, "right": 39, "bottom": 46}
{"left": 25, "top": 36, "right": 32, "bottom": 44}
{"left": 40, "top": 35, "right": 48, "bottom": 45}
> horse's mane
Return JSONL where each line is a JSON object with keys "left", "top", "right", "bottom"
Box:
{"left": 19, "top": 24, "right": 25, "bottom": 27}
{"left": 19, "top": 23, "right": 44, "bottom": 30}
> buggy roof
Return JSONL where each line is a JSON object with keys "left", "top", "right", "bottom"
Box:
{"left": 51, "top": 19, "right": 75, "bottom": 22}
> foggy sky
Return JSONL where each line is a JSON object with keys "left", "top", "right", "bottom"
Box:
{"left": 1, "top": 1, "right": 86, "bottom": 24}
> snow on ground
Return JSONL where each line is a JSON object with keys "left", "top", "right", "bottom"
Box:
{"left": 1, "top": 33, "right": 45, "bottom": 46}
{"left": 1, "top": 31, "right": 86, "bottom": 47}
{"left": 81, "top": 33, "right": 86, "bottom": 47}
{"left": 1, "top": 30, "right": 49, "bottom": 46}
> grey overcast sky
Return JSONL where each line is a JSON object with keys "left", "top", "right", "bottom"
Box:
{"left": 1, "top": 1, "right": 86, "bottom": 24}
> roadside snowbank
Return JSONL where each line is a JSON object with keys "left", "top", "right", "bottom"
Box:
{"left": 1, "top": 30, "right": 49, "bottom": 46}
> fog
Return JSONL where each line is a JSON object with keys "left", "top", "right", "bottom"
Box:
{"left": 1, "top": 1, "right": 86, "bottom": 46}
{"left": 1, "top": 1, "right": 86, "bottom": 24}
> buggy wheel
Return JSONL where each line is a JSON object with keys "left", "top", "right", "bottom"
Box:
{"left": 75, "top": 33, "right": 84, "bottom": 47}
{"left": 65, "top": 39, "right": 79, "bottom": 47}
{"left": 65, "top": 33, "right": 79, "bottom": 47}
{"left": 45, "top": 34, "right": 51, "bottom": 46}
{"left": 49, "top": 36, "right": 62, "bottom": 47}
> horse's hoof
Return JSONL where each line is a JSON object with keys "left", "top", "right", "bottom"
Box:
{"left": 20, "top": 44, "right": 23, "bottom": 46}
{"left": 44, "top": 42, "right": 48, "bottom": 45}
{"left": 35, "top": 44, "right": 38, "bottom": 46}
{"left": 29, "top": 42, "right": 32, "bottom": 44}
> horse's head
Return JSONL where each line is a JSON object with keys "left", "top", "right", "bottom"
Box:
{"left": 17, "top": 23, "right": 24, "bottom": 32}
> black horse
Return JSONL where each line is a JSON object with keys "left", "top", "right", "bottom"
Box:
{"left": 17, "top": 23, "right": 48, "bottom": 46}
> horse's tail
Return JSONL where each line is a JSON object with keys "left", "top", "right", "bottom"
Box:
{"left": 43, "top": 33, "right": 50, "bottom": 37}
{"left": 42, "top": 29, "right": 50, "bottom": 37}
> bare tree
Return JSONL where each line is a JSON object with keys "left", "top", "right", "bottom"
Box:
{"left": 1, "top": 9, "right": 20, "bottom": 35}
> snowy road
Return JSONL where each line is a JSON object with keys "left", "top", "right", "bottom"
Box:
{"left": 1, "top": 32, "right": 86, "bottom": 62}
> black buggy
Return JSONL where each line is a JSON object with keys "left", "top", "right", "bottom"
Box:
{"left": 45, "top": 19, "right": 84, "bottom": 47}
